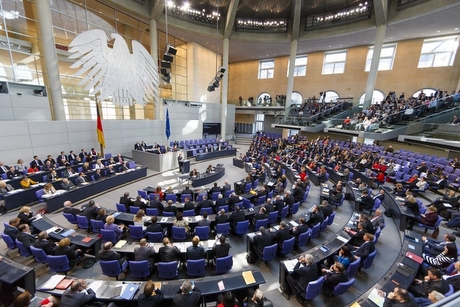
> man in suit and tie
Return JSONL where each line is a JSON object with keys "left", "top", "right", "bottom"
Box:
{"left": 215, "top": 209, "right": 229, "bottom": 225}
{"left": 322, "top": 262, "right": 349, "bottom": 295}
{"left": 221, "top": 181, "right": 231, "bottom": 196}
{"left": 197, "top": 212, "right": 211, "bottom": 227}
{"left": 76, "top": 172, "right": 87, "bottom": 185}
{"left": 17, "top": 224, "right": 36, "bottom": 249}
{"left": 307, "top": 205, "right": 325, "bottom": 228}
{"left": 209, "top": 182, "right": 222, "bottom": 195}
{"left": 4, "top": 218, "right": 20, "bottom": 240}
{"left": 253, "top": 226, "right": 273, "bottom": 256}
{"left": 30, "top": 156, "right": 43, "bottom": 168}
{"left": 371, "top": 209, "right": 386, "bottom": 230}
{"left": 196, "top": 195, "right": 213, "bottom": 214}
{"left": 119, "top": 192, "right": 134, "bottom": 210}
{"left": 229, "top": 206, "right": 245, "bottom": 232}
{"left": 60, "top": 279, "right": 95, "bottom": 307}
{"left": 183, "top": 197, "right": 195, "bottom": 211}
{"left": 292, "top": 217, "right": 309, "bottom": 249}
{"left": 177, "top": 153, "right": 184, "bottom": 173}
{"left": 358, "top": 189, "right": 374, "bottom": 211}
{"left": 81, "top": 200, "right": 100, "bottom": 231}
{"left": 284, "top": 253, "right": 319, "bottom": 300}
{"left": 252, "top": 207, "right": 267, "bottom": 226}
{"left": 57, "top": 151, "right": 67, "bottom": 166}
{"left": 373, "top": 189, "right": 386, "bottom": 202}
{"left": 0, "top": 162, "right": 9, "bottom": 174}
{"left": 273, "top": 195, "right": 285, "bottom": 214}
{"left": 134, "top": 238, "right": 155, "bottom": 270}
{"left": 163, "top": 200, "right": 177, "bottom": 216}
{"left": 273, "top": 221, "right": 292, "bottom": 248}
{"left": 181, "top": 185, "right": 193, "bottom": 196}
{"left": 149, "top": 195, "right": 164, "bottom": 214}
{"left": 422, "top": 233, "right": 457, "bottom": 256}
{"left": 215, "top": 194, "right": 226, "bottom": 211}
{"left": 353, "top": 233, "right": 375, "bottom": 262}
{"left": 67, "top": 151, "right": 76, "bottom": 163}
{"left": 34, "top": 231, "right": 57, "bottom": 255}
{"left": 62, "top": 166, "right": 75, "bottom": 178}
{"left": 78, "top": 149, "right": 87, "bottom": 161}
{"left": 63, "top": 200, "right": 81, "bottom": 216}
{"left": 98, "top": 242, "right": 128, "bottom": 265}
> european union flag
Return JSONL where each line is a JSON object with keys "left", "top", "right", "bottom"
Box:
{"left": 165, "top": 108, "right": 171, "bottom": 140}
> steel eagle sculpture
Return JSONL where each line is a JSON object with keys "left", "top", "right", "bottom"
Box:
{"left": 68, "top": 29, "right": 159, "bottom": 106}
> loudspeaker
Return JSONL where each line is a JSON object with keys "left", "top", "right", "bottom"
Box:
{"left": 160, "top": 68, "right": 170, "bottom": 75}
{"left": 219, "top": 67, "right": 226, "bottom": 73}
{"left": 207, "top": 84, "right": 215, "bottom": 92}
{"left": 162, "top": 73, "right": 171, "bottom": 83}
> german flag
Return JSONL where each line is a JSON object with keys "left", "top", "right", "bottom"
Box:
{"left": 96, "top": 103, "right": 105, "bottom": 148}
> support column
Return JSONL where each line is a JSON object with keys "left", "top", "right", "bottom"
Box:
{"left": 221, "top": 38, "right": 229, "bottom": 140}
{"left": 285, "top": 40, "right": 298, "bottom": 118}
{"left": 150, "top": 18, "right": 160, "bottom": 120}
{"left": 363, "top": 24, "right": 387, "bottom": 109}
{"left": 33, "top": 0, "right": 65, "bottom": 120}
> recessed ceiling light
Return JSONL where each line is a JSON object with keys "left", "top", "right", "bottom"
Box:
{"left": 329, "top": 46, "right": 331, "bottom": 47}
{"left": 437, "top": 30, "right": 441, "bottom": 33}
{"left": 390, "top": 37, "right": 393, "bottom": 39}
{"left": 339, "top": 44, "right": 342, "bottom": 46}
{"left": 455, "top": 28, "right": 459, "bottom": 30}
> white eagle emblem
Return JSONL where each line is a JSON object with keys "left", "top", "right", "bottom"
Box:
{"left": 68, "top": 29, "right": 159, "bottom": 106}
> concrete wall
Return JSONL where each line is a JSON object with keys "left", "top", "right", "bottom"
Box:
{"left": 228, "top": 37, "right": 460, "bottom": 105}
{"left": 0, "top": 119, "right": 202, "bottom": 166}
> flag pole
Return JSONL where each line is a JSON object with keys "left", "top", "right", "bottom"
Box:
{"left": 96, "top": 96, "right": 105, "bottom": 157}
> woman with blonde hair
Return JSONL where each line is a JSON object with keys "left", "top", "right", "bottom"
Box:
{"left": 55, "top": 237, "right": 83, "bottom": 268}
{"left": 43, "top": 183, "right": 56, "bottom": 195}
{"left": 133, "top": 209, "right": 150, "bottom": 230}
{"left": 104, "top": 215, "right": 125, "bottom": 240}
{"left": 17, "top": 206, "right": 33, "bottom": 225}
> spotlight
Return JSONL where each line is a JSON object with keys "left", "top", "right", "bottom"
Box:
{"left": 162, "top": 73, "right": 171, "bottom": 83}
{"left": 207, "top": 84, "right": 215, "bottom": 92}
{"left": 163, "top": 53, "right": 174, "bottom": 62}
{"left": 161, "top": 60, "right": 171, "bottom": 69}
{"left": 218, "top": 67, "right": 226, "bottom": 73}
{"left": 34, "top": 89, "right": 43, "bottom": 96}
{"left": 17, "top": 92, "right": 22, "bottom": 96}
{"left": 160, "top": 67, "right": 170, "bottom": 75}
{"left": 163, "top": 100, "right": 168, "bottom": 105}
{"left": 165, "top": 44, "right": 177, "bottom": 55}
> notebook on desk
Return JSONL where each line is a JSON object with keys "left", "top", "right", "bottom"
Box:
{"left": 405, "top": 251, "right": 423, "bottom": 264}
{"left": 120, "top": 283, "right": 139, "bottom": 300}
{"left": 367, "top": 288, "right": 385, "bottom": 307}
{"left": 39, "top": 275, "right": 66, "bottom": 290}
{"left": 242, "top": 271, "right": 256, "bottom": 285}
{"left": 96, "top": 284, "right": 123, "bottom": 299}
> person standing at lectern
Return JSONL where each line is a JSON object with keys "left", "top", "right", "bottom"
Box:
{"left": 178, "top": 153, "right": 184, "bottom": 173}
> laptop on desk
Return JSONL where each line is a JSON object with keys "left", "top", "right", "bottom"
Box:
{"left": 96, "top": 284, "right": 123, "bottom": 299}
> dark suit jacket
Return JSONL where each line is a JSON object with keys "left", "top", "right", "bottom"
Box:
{"left": 292, "top": 224, "right": 309, "bottom": 239}
{"left": 324, "top": 271, "right": 349, "bottom": 292}
{"left": 82, "top": 206, "right": 98, "bottom": 220}
{"left": 254, "top": 233, "right": 273, "bottom": 253}
{"left": 146, "top": 223, "right": 163, "bottom": 233}
{"left": 273, "top": 227, "right": 292, "bottom": 247}
{"left": 4, "top": 225, "right": 19, "bottom": 241}
{"left": 292, "top": 263, "right": 319, "bottom": 289}
{"left": 17, "top": 232, "right": 35, "bottom": 248}
{"left": 186, "top": 245, "right": 206, "bottom": 260}
{"left": 274, "top": 200, "right": 285, "bottom": 213}
{"left": 307, "top": 211, "right": 325, "bottom": 228}
{"left": 172, "top": 288, "right": 201, "bottom": 307}
{"left": 60, "top": 288, "right": 95, "bottom": 307}
{"left": 98, "top": 250, "right": 123, "bottom": 264}
{"left": 163, "top": 206, "right": 178, "bottom": 215}
{"left": 215, "top": 214, "right": 229, "bottom": 224}
{"left": 34, "top": 239, "right": 56, "bottom": 255}
{"left": 321, "top": 205, "right": 334, "bottom": 218}
{"left": 229, "top": 211, "right": 245, "bottom": 227}
{"left": 353, "top": 241, "right": 375, "bottom": 260}
{"left": 159, "top": 245, "right": 181, "bottom": 262}
{"left": 371, "top": 215, "right": 385, "bottom": 229}
{"left": 119, "top": 196, "right": 134, "bottom": 208}
{"left": 447, "top": 274, "right": 460, "bottom": 292}
{"left": 359, "top": 194, "right": 374, "bottom": 210}
{"left": 213, "top": 242, "right": 231, "bottom": 258}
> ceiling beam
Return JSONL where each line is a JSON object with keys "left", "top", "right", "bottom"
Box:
{"left": 291, "top": 0, "right": 302, "bottom": 41}
{"left": 150, "top": 0, "right": 165, "bottom": 20}
{"left": 224, "top": 0, "right": 240, "bottom": 38}
{"left": 373, "top": 0, "right": 388, "bottom": 27}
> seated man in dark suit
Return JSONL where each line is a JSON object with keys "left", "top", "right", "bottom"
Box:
{"left": 291, "top": 217, "right": 309, "bottom": 249}
{"left": 215, "top": 209, "right": 229, "bottom": 225}
{"left": 98, "top": 242, "right": 128, "bottom": 268}
{"left": 163, "top": 200, "right": 177, "bottom": 216}
{"left": 320, "top": 200, "right": 334, "bottom": 219}
{"left": 34, "top": 231, "right": 57, "bottom": 255}
{"left": 229, "top": 206, "right": 245, "bottom": 232}
{"left": 209, "top": 182, "right": 222, "bottom": 195}
{"left": 197, "top": 212, "right": 211, "bottom": 227}
{"left": 221, "top": 181, "right": 231, "bottom": 196}
{"left": 370, "top": 209, "right": 386, "bottom": 230}
{"left": 292, "top": 184, "right": 305, "bottom": 203}
{"left": 284, "top": 190, "right": 295, "bottom": 209}
{"left": 146, "top": 216, "right": 164, "bottom": 233}
{"left": 253, "top": 226, "right": 273, "bottom": 257}
{"left": 228, "top": 193, "right": 242, "bottom": 212}
{"left": 133, "top": 195, "right": 148, "bottom": 210}
{"left": 446, "top": 261, "right": 460, "bottom": 292}
{"left": 283, "top": 253, "right": 319, "bottom": 301}
{"left": 196, "top": 195, "right": 213, "bottom": 214}
{"left": 252, "top": 207, "right": 267, "bottom": 226}
{"left": 17, "top": 224, "right": 36, "bottom": 249}
{"left": 306, "top": 205, "right": 325, "bottom": 228}
{"left": 273, "top": 195, "right": 285, "bottom": 214}
{"left": 149, "top": 195, "right": 164, "bottom": 214}
{"left": 186, "top": 236, "right": 206, "bottom": 260}
{"left": 181, "top": 185, "right": 193, "bottom": 196}
{"left": 272, "top": 221, "right": 292, "bottom": 249}
{"left": 119, "top": 192, "right": 134, "bottom": 210}
{"left": 134, "top": 238, "right": 155, "bottom": 270}
{"left": 4, "top": 218, "right": 20, "bottom": 241}
{"left": 60, "top": 279, "right": 95, "bottom": 307}
{"left": 182, "top": 197, "right": 195, "bottom": 211}
{"left": 358, "top": 213, "right": 375, "bottom": 234}
{"left": 61, "top": 178, "right": 75, "bottom": 190}
{"left": 321, "top": 261, "right": 349, "bottom": 296}
{"left": 215, "top": 194, "right": 227, "bottom": 211}
{"left": 212, "top": 235, "right": 231, "bottom": 260}
{"left": 352, "top": 233, "right": 375, "bottom": 262}
{"left": 409, "top": 267, "right": 450, "bottom": 297}
{"left": 358, "top": 189, "right": 374, "bottom": 211}
{"left": 63, "top": 200, "right": 81, "bottom": 216}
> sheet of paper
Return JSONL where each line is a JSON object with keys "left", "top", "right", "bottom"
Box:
{"left": 284, "top": 259, "right": 298, "bottom": 272}
{"left": 114, "top": 240, "right": 127, "bottom": 248}
{"left": 218, "top": 280, "right": 225, "bottom": 291}
{"left": 89, "top": 280, "right": 104, "bottom": 293}
{"left": 290, "top": 221, "right": 299, "bottom": 227}
{"left": 337, "top": 235, "right": 348, "bottom": 243}
{"left": 242, "top": 271, "right": 256, "bottom": 284}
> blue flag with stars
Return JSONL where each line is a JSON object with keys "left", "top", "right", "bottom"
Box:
{"left": 165, "top": 108, "right": 171, "bottom": 140}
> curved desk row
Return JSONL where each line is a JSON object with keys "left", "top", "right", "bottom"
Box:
{"left": 351, "top": 233, "right": 423, "bottom": 307}
{"left": 278, "top": 214, "right": 355, "bottom": 289}
{"left": 190, "top": 167, "right": 225, "bottom": 188}
{"left": 195, "top": 148, "right": 237, "bottom": 162}
{"left": 2, "top": 163, "right": 135, "bottom": 212}
{"left": 31, "top": 215, "right": 101, "bottom": 260}
{"left": 45, "top": 167, "right": 148, "bottom": 212}
{"left": 381, "top": 186, "right": 415, "bottom": 231}
{"left": 272, "top": 160, "right": 298, "bottom": 184}
{"left": 38, "top": 269, "right": 265, "bottom": 303}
